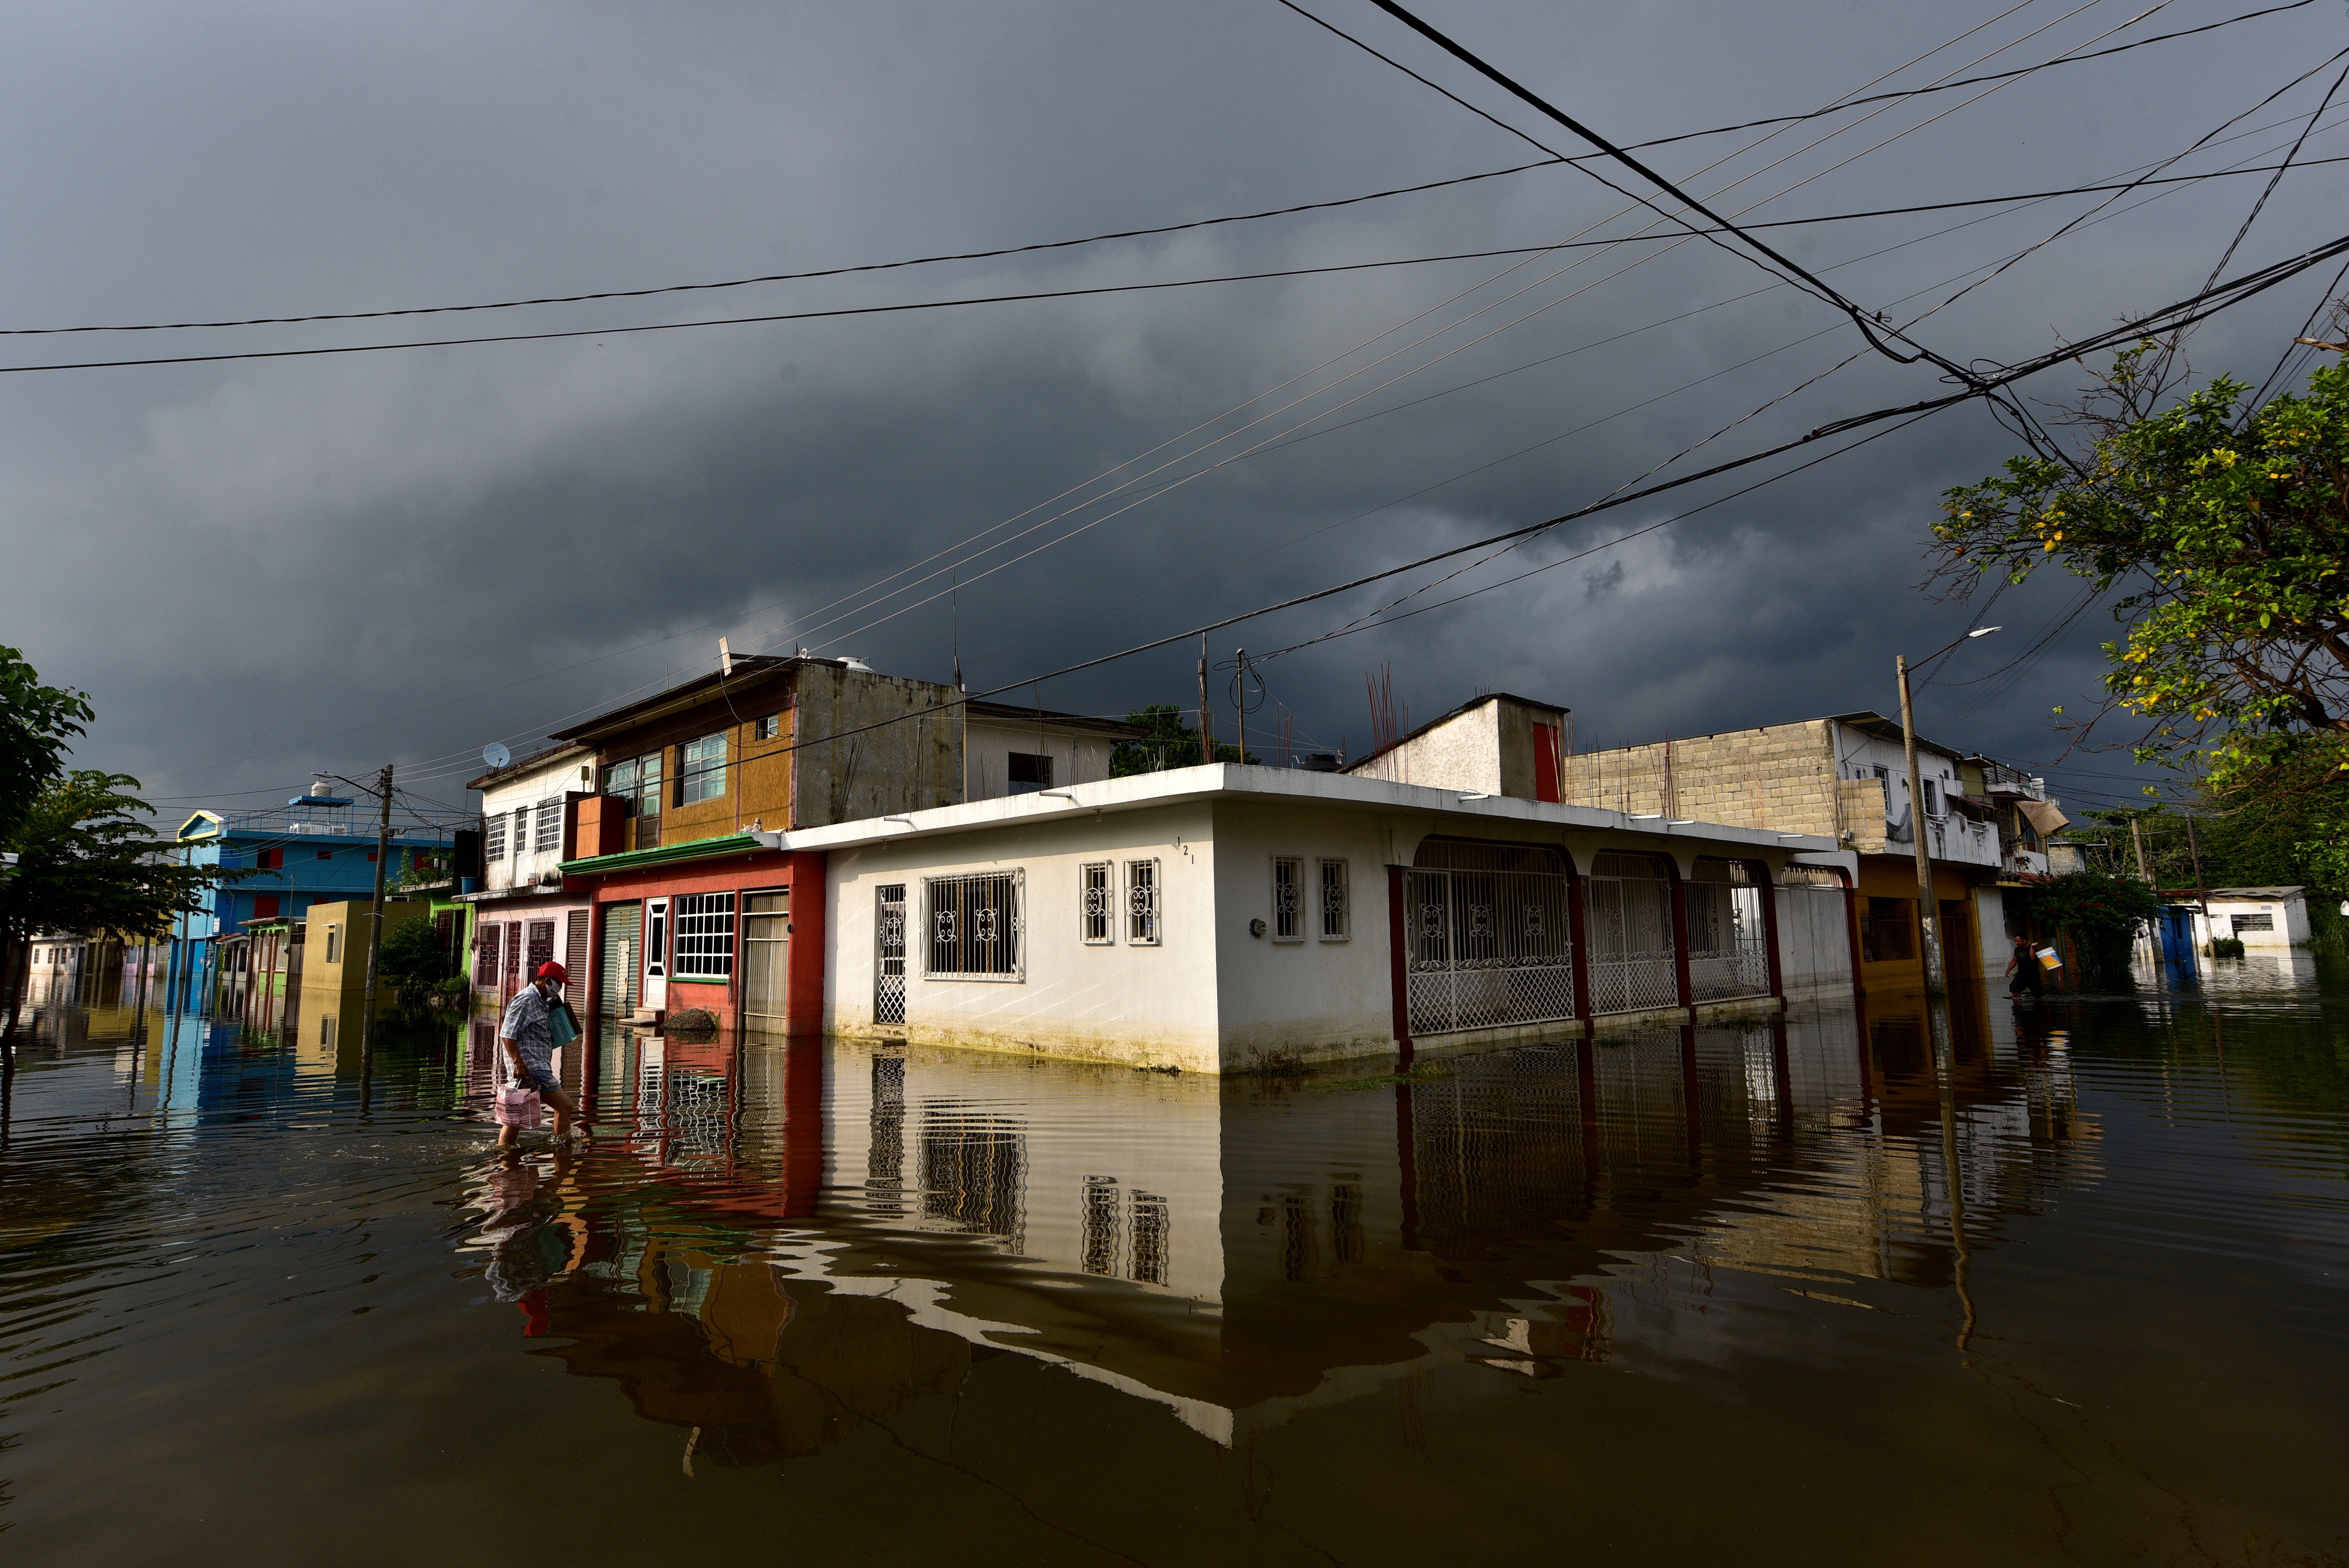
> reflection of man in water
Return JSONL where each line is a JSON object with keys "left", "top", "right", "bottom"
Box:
{"left": 479, "top": 1149, "right": 574, "bottom": 1336}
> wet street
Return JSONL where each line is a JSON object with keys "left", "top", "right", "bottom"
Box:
{"left": 3, "top": 961, "right": 2345, "bottom": 1566}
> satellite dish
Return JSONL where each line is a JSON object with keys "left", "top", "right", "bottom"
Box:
{"left": 483, "top": 742, "right": 512, "bottom": 770}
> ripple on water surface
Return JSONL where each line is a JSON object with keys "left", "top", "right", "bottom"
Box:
{"left": 2, "top": 968, "right": 2346, "bottom": 1566}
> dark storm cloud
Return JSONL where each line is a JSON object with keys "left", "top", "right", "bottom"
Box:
{"left": 0, "top": 0, "right": 2339, "bottom": 813}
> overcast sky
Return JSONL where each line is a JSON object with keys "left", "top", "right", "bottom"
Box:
{"left": 3, "top": 0, "right": 2341, "bottom": 820}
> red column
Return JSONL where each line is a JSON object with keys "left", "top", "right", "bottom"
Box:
{"left": 1667, "top": 868, "right": 1694, "bottom": 1019}
{"left": 1387, "top": 865, "right": 1412, "bottom": 1063}
{"left": 1567, "top": 866, "right": 1593, "bottom": 1028}
{"left": 784, "top": 851, "right": 828, "bottom": 1037}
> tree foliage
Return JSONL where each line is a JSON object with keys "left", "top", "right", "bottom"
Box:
{"left": 2023, "top": 870, "right": 2161, "bottom": 987}
{"left": 1931, "top": 347, "right": 2349, "bottom": 798}
{"left": 0, "top": 645, "right": 94, "bottom": 846}
{"left": 1110, "top": 704, "right": 1258, "bottom": 775}
{"left": 2, "top": 772, "right": 231, "bottom": 945}
{"left": 376, "top": 915, "right": 456, "bottom": 1009}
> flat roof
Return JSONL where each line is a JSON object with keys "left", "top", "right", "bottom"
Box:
{"left": 560, "top": 762, "right": 1835, "bottom": 875}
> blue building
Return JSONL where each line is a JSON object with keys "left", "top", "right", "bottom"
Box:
{"left": 166, "top": 783, "right": 473, "bottom": 1009}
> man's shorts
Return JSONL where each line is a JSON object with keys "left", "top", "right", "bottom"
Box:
{"left": 509, "top": 1070, "right": 560, "bottom": 1097}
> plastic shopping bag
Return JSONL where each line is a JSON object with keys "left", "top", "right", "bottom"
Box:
{"left": 493, "top": 1086, "right": 543, "bottom": 1129}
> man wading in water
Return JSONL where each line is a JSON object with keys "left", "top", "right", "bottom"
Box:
{"left": 498, "top": 961, "right": 583, "bottom": 1149}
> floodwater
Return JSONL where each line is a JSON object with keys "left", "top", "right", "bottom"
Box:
{"left": 3, "top": 960, "right": 2345, "bottom": 1566}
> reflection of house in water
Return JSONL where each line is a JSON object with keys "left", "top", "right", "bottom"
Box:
{"left": 493, "top": 1000, "right": 2099, "bottom": 1459}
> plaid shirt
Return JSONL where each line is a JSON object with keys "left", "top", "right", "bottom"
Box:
{"left": 498, "top": 984, "right": 555, "bottom": 1086}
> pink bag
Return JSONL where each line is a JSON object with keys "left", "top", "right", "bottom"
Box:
{"left": 493, "top": 1086, "right": 543, "bottom": 1129}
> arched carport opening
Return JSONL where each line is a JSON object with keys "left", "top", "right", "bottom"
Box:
{"left": 1401, "top": 838, "right": 1576, "bottom": 1037}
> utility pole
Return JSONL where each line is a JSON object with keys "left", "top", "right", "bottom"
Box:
{"left": 362, "top": 764, "right": 394, "bottom": 1019}
{"left": 2186, "top": 814, "right": 2208, "bottom": 916}
{"left": 1234, "top": 649, "right": 1248, "bottom": 766}
{"left": 1197, "top": 634, "right": 1216, "bottom": 765}
{"left": 2130, "top": 816, "right": 2153, "bottom": 884}
{"left": 1896, "top": 654, "right": 1945, "bottom": 994}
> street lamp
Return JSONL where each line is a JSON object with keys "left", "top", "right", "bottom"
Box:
{"left": 1898, "top": 626, "right": 1999, "bottom": 994}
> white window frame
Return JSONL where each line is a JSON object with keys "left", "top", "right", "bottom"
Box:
{"left": 1318, "top": 858, "right": 1351, "bottom": 941}
{"left": 1080, "top": 861, "right": 1114, "bottom": 945}
{"left": 1126, "top": 859, "right": 1160, "bottom": 947}
{"left": 485, "top": 811, "right": 507, "bottom": 862}
{"left": 673, "top": 891, "right": 736, "bottom": 978}
{"left": 755, "top": 713, "right": 781, "bottom": 741}
{"left": 925, "top": 869, "right": 1025, "bottom": 982}
{"left": 1271, "top": 856, "right": 1305, "bottom": 942}
{"left": 679, "top": 732, "right": 728, "bottom": 805}
{"left": 533, "top": 797, "right": 563, "bottom": 854}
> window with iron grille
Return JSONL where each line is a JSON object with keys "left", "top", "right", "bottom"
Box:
{"left": 679, "top": 732, "right": 728, "bottom": 805}
{"left": 533, "top": 798, "right": 562, "bottom": 854}
{"left": 926, "top": 870, "right": 1023, "bottom": 980}
{"left": 1126, "top": 859, "right": 1160, "bottom": 946}
{"left": 673, "top": 892, "right": 736, "bottom": 977}
{"left": 512, "top": 808, "right": 531, "bottom": 855}
{"left": 1272, "top": 857, "right": 1304, "bottom": 941}
{"left": 485, "top": 811, "right": 507, "bottom": 862}
{"left": 1318, "top": 858, "right": 1350, "bottom": 940}
{"left": 1080, "top": 862, "right": 1113, "bottom": 944}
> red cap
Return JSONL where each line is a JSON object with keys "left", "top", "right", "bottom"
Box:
{"left": 536, "top": 961, "right": 569, "bottom": 982}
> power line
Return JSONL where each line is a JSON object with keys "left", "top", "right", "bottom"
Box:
{"left": 7, "top": 3, "right": 2307, "bottom": 343}
{"left": 1347, "top": 0, "right": 1993, "bottom": 381}
{"left": 663, "top": 229, "right": 2349, "bottom": 773}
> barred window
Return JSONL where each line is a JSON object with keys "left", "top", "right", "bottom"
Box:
{"left": 1272, "top": 856, "right": 1304, "bottom": 941}
{"left": 1080, "top": 861, "right": 1113, "bottom": 944}
{"left": 679, "top": 732, "right": 728, "bottom": 805}
{"left": 1126, "top": 859, "right": 1160, "bottom": 946}
{"left": 673, "top": 892, "right": 736, "bottom": 977}
{"left": 927, "top": 870, "right": 1023, "bottom": 980}
{"left": 1318, "top": 858, "right": 1350, "bottom": 940}
{"left": 485, "top": 811, "right": 507, "bottom": 862}
{"left": 512, "top": 808, "right": 531, "bottom": 855}
{"left": 533, "top": 797, "right": 563, "bottom": 854}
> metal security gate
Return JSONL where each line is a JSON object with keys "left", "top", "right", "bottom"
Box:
{"left": 599, "top": 902, "right": 640, "bottom": 1020}
{"left": 874, "top": 884, "right": 907, "bottom": 1026}
{"left": 1585, "top": 852, "right": 1680, "bottom": 1015}
{"left": 1405, "top": 841, "right": 1575, "bottom": 1036}
{"left": 1686, "top": 858, "right": 1771, "bottom": 1002}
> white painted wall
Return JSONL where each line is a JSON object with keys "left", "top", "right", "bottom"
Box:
{"left": 1207, "top": 799, "right": 1398, "bottom": 1069}
{"left": 479, "top": 748, "right": 593, "bottom": 891}
{"left": 964, "top": 718, "right": 1118, "bottom": 800}
{"left": 1774, "top": 882, "right": 1852, "bottom": 1001}
{"left": 826, "top": 800, "right": 1223, "bottom": 1072}
{"left": 1829, "top": 724, "right": 1998, "bottom": 869}
{"left": 1349, "top": 700, "right": 1502, "bottom": 793}
{"left": 2205, "top": 891, "right": 2311, "bottom": 948}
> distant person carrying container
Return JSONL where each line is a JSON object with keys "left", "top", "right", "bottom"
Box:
{"left": 2005, "top": 935, "right": 2045, "bottom": 998}
{"left": 495, "top": 961, "right": 583, "bottom": 1149}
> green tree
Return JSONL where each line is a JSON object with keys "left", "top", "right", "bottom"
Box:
{"left": 1110, "top": 704, "right": 1258, "bottom": 776}
{"left": 2024, "top": 870, "right": 2161, "bottom": 987}
{"left": 1932, "top": 347, "right": 2347, "bottom": 793}
{"left": 2, "top": 772, "right": 236, "bottom": 1048}
{"left": 375, "top": 915, "right": 456, "bottom": 1009}
{"left": 0, "top": 645, "right": 94, "bottom": 845}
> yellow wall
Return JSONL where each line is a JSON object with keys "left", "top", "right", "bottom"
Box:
{"left": 299, "top": 898, "right": 431, "bottom": 1012}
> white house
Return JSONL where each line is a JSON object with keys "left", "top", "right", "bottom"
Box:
{"left": 732, "top": 764, "right": 1853, "bottom": 1074}
{"left": 460, "top": 741, "right": 598, "bottom": 1008}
